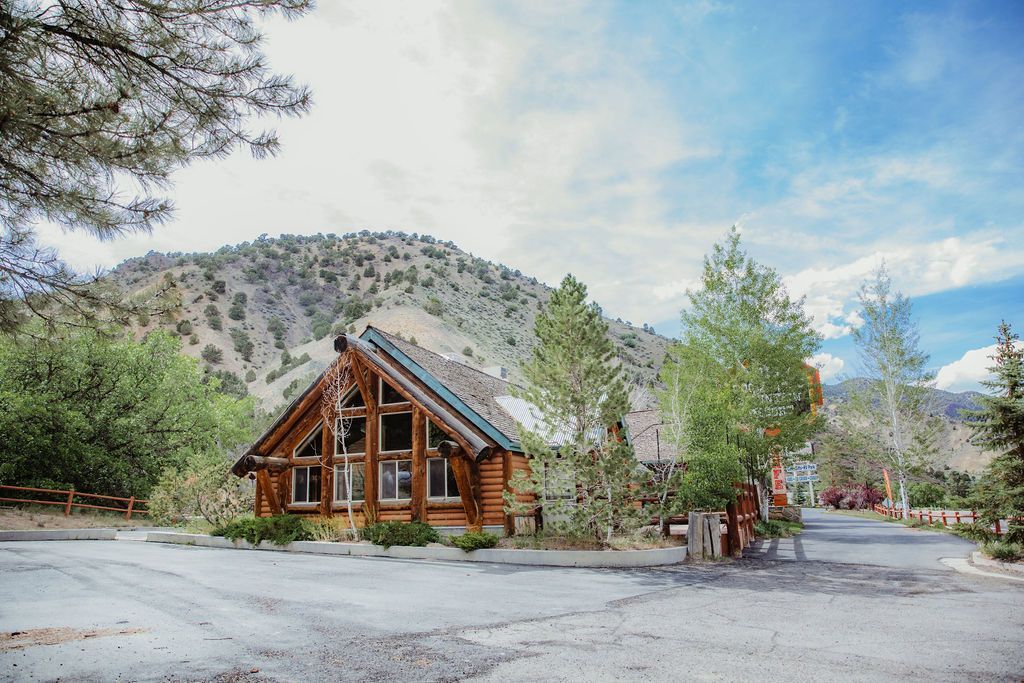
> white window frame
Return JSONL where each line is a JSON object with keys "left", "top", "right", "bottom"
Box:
{"left": 335, "top": 415, "right": 368, "bottom": 457}
{"left": 333, "top": 460, "right": 366, "bottom": 504}
{"left": 293, "top": 421, "right": 324, "bottom": 461}
{"left": 378, "top": 377, "right": 408, "bottom": 406}
{"left": 379, "top": 410, "right": 413, "bottom": 454}
{"left": 291, "top": 464, "right": 322, "bottom": 506}
{"left": 379, "top": 459, "right": 413, "bottom": 501}
{"left": 427, "top": 457, "right": 460, "bottom": 500}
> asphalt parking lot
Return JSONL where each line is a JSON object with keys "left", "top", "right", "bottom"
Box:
{"left": 0, "top": 513, "right": 1021, "bottom": 681}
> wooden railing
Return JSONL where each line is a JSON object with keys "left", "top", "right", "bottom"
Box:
{"left": 0, "top": 485, "right": 149, "bottom": 520}
{"left": 873, "top": 503, "right": 1010, "bottom": 535}
{"left": 725, "top": 483, "right": 758, "bottom": 555}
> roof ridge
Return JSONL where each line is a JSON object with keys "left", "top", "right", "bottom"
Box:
{"left": 368, "top": 325, "right": 519, "bottom": 390}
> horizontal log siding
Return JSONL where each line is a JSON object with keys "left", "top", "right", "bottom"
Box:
{"left": 480, "top": 450, "right": 507, "bottom": 526}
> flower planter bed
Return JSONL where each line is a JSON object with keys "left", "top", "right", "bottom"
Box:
{"left": 145, "top": 531, "right": 686, "bottom": 568}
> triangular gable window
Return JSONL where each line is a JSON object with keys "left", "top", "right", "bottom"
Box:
{"left": 294, "top": 423, "right": 324, "bottom": 459}
{"left": 341, "top": 385, "right": 365, "bottom": 409}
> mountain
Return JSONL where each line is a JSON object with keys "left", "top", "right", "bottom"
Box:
{"left": 820, "top": 379, "right": 991, "bottom": 472}
{"left": 111, "top": 231, "right": 671, "bottom": 411}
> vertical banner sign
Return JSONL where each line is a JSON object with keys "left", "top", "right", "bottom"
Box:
{"left": 882, "top": 468, "right": 894, "bottom": 509}
{"left": 771, "top": 448, "right": 787, "bottom": 505}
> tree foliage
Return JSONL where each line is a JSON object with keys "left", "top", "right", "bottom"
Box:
{"left": 0, "top": 0, "right": 311, "bottom": 332}
{"left": 665, "top": 227, "right": 821, "bottom": 513}
{"left": 848, "top": 266, "right": 941, "bottom": 515}
{"left": 0, "top": 327, "right": 254, "bottom": 497}
{"left": 505, "top": 274, "right": 640, "bottom": 541}
{"left": 968, "top": 321, "right": 1024, "bottom": 542}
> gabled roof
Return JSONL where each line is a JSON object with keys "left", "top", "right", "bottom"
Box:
{"left": 361, "top": 327, "right": 522, "bottom": 450}
{"left": 623, "top": 410, "right": 678, "bottom": 462}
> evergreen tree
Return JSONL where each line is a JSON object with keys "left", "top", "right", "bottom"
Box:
{"left": 0, "top": 1, "right": 311, "bottom": 332}
{"left": 968, "top": 321, "right": 1024, "bottom": 542}
{"left": 505, "top": 274, "right": 639, "bottom": 541}
{"left": 849, "top": 266, "right": 941, "bottom": 516}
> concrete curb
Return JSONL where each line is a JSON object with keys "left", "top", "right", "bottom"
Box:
{"left": 971, "top": 551, "right": 1024, "bottom": 577}
{"left": 0, "top": 528, "right": 118, "bottom": 542}
{"left": 145, "top": 532, "right": 687, "bottom": 567}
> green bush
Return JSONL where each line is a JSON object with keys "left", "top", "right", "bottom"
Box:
{"left": 950, "top": 522, "right": 996, "bottom": 542}
{"left": 212, "top": 515, "right": 312, "bottom": 546}
{"left": 360, "top": 521, "right": 439, "bottom": 548}
{"left": 981, "top": 540, "right": 1023, "bottom": 562}
{"left": 755, "top": 519, "right": 803, "bottom": 538}
{"left": 450, "top": 531, "right": 499, "bottom": 552}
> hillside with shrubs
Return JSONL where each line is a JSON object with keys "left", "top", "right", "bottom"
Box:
{"left": 110, "top": 231, "right": 670, "bottom": 412}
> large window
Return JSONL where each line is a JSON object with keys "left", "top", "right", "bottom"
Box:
{"left": 380, "top": 412, "right": 413, "bottom": 453}
{"left": 340, "top": 385, "right": 365, "bottom": 409}
{"left": 293, "top": 422, "right": 323, "bottom": 460}
{"left": 427, "top": 458, "right": 460, "bottom": 499}
{"left": 379, "top": 378, "right": 405, "bottom": 405}
{"left": 292, "top": 465, "right": 322, "bottom": 505}
{"left": 379, "top": 460, "right": 412, "bottom": 500}
{"left": 426, "top": 420, "right": 447, "bottom": 450}
{"left": 334, "top": 462, "right": 365, "bottom": 503}
{"left": 336, "top": 416, "right": 367, "bottom": 455}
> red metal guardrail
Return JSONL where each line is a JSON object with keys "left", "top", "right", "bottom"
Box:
{"left": 0, "top": 485, "right": 149, "bottom": 520}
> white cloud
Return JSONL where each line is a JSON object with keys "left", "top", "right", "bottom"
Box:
{"left": 935, "top": 345, "right": 996, "bottom": 392}
{"left": 935, "top": 342, "right": 1024, "bottom": 392}
{"left": 810, "top": 352, "right": 845, "bottom": 383}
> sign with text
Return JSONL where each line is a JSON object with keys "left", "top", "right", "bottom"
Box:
{"left": 788, "top": 462, "right": 818, "bottom": 473}
{"left": 786, "top": 474, "right": 820, "bottom": 483}
{"left": 772, "top": 466, "right": 788, "bottom": 495}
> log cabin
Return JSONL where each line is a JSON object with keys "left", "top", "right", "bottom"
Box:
{"left": 230, "top": 327, "right": 535, "bottom": 535}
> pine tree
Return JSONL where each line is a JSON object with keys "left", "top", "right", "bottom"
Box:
{"left": 968, "top": 321, "right": 1024, "bottom": 542}
{"left": 504, "top": 274, "right": 639, "bottom": 542}
{"left": 1, "top": 1, "right": 311, "bottom": 333}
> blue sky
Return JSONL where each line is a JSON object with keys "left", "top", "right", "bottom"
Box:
{"left": 40, "top": 1, "right": 1023, "bottom": 391}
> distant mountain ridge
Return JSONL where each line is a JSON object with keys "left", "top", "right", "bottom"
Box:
{"left": 110, "top": 231, "right": 671, "bottom": 412}
{"left": 821, "top": 379, "right": 990, "bottom": 472}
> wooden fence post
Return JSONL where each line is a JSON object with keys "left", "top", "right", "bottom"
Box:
{"left": 125, "top": 496, "right": 135, "bottom": 520}
{"left": 64, "top": 488, "right": 74, "bottom": 516}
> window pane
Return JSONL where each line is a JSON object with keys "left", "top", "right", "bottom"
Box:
{"left": 337, "top": 416, "right": 367, "bottom": 454}
{"left": 446, "top": 461, "right": 460, "bottom": 498}
{"left": 379, "top": 461, "right": 396, "bottom": 499}
{"left": 380, "top": 412, "right": 413, "bottom": 452}
{"left": 341, "top": 386, "right": 365, "bottom": 408}
{"left": 397, "top": 460, "right": 412, "bottom": 500}
{"left": 380, "top": 379, "right": 405, "bottom": 405}
{"left": 294, "top": 424, "right": 323, "bottom": 459}
{"left": 426, "top": 420, "right": 447, "bottom": 450}
{"left": 334, "top": 462, "right": 365, "bottom": 502}
{"left": 293, "top": 467, "right": 309, "bottom": 503}
{"left": 308, "top": 466, "right": 321, "bottom": 503}
{"left": 428, "top": 458, "right": 445, "bottom": 498}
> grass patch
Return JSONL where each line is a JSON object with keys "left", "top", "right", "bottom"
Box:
{"left": 755, "top": 519, "right": 804, "bottom": 538}
{"left": 981, "top": 540, "right": 1024, "bottom": 562}
{"left": 304, "top": 516, "right": 357, "bottom": 542}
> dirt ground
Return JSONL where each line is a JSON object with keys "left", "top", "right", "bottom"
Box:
{"left": 0, "top": 506, "right": 146, "bottom": 530}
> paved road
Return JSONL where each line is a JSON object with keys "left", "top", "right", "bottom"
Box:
{"left": 747, "top": 508, "right": 979, "bottom": 569}
{"left": 0, "top": 515, "right": 1021, "bottom": 682}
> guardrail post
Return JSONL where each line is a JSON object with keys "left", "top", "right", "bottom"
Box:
{"left": 64, "top": 488, "right": 74, "bottom": 516}
{"left": 125, "top": 496, "right": 135, "bottom": 520}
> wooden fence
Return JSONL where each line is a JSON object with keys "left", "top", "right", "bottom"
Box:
{"left": 724, "top": 483, "right": 758, "bottom": 555}
{"left": 872, "top": 504, "right": 1009, "bottom": 535}
{"left": 0, "top": 485, "right": 149, "bottom": 520}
